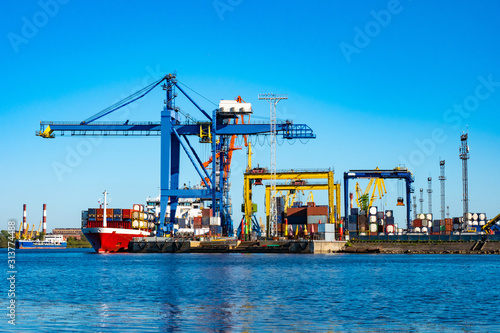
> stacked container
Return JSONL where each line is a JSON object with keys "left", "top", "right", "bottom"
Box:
{"left": 368, "top": 206, "right": 378, "bottom": 235}
{"left": 358, "top": 210, "right": 367, "bottom": 234}
{"left": 385, "top": 210, "right": 395, "bottom": 234}
{"left": 318, "top": 223, "right": 335, "bottom": 241}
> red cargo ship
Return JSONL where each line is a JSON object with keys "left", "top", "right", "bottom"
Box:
{"left": 82, "top": 191, "right": 154, "bottom": 253}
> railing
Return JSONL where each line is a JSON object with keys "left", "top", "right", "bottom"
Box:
{"left": 84, "top": 221, "right": 131, "bottom": 229}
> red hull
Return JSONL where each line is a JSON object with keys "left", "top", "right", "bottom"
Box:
{"left": 82, "top": 227, "right": 151, "bottom": 253}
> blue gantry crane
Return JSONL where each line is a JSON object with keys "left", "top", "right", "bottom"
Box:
{"left": 343, "top": 168, "right": 415, "bottom": 230}
{"left": 37, "top": 73, "right": 316, "bottom": 236}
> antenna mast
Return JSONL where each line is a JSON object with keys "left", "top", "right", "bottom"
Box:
{"left": 459, "top": 131, "right": 470, "bottom": 228}
{"left": 258, "top": 93, "right": 288, "bottom": 237}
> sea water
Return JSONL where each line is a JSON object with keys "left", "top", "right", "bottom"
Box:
{"left": 3, "top": 249, "right": 500, "bottom": 332}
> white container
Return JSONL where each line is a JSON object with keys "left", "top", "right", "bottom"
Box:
{"left": 369, "top": 206, "right": 377, "bottom": 215}
{"left": 133, "top": 204, "right": 140, "bottom": 211}
{"left": 318, "top": 223, "right": 335, "bottom": 233}
{"left": 386, "top": 225, "right": 395, "bottom": 233}
{"left": 473, "top": 213, "right": 478, "bottom": 221}
{"left": 421, "top": 227, "right": 428, "bottom": 233}
{"left": 419, "top": 214, "right": 426, "bottom": 220}
{"left": 426, "top": 214, "right": 433, "bottom": 221}
{"left": 414, "top": 227, "right": 421, "bottom": 233}
{"left": 132, "top": 220, "right": 139, "bottom": 228}
{"left": 479, "top": 213, "right": 486, "bottom": 220}
{"left": 369, "top": 216, "right": 377, "bottom": 223}
{"left": 428, "top": 221, "right": 433, "bottom": 228}
{"left": 132, "top": 211, "right": 140, "bottom": 219}
{"left": 467, "top": 212, "right": 473, "bottom": 220}
{"left": 479, "top": 220, "right": 486, "bottom": 226}
{"left": 210, "top": 217, "right": 221, "bottom": 226}
{"left": 472, "top": 221, "right": 479, "bottom": 226}
{"left": 386, "top": 210, "right": 393, "bottom": 218}
{"left": 320, "top": 232, "right": 335, "bottom": 242}
{"left": 369, "top": 223, "right": 378, "bottom": 233}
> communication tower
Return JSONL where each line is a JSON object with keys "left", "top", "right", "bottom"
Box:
{"left": 419, "top": 188, "right": 424, "bottom": 215}
{"left": 427, "top": 177, "right": 433, "bottom": 216}
{"left": 439, "top": 160, "right": 446, "bottom": 222}
{"left": 459, "top": 131, "right": 470, "bottom": 227}
{"left": 258, "top": 93, "right": 288, "bottom": 237}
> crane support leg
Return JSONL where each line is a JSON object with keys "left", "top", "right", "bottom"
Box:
{"left": 406, "top": 178, "right": 412, "bottom": 230}
{"left": 169, "top": 131, "right": 180, "bottom": 231}
{"left": 327, "top": 171, "right": 334, "bottom": 224}
{"left": 159, "top": 108, "right": 171, "bottom": 236}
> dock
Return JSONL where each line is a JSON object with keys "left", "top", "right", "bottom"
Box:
{"left": 128, "top": 238, "right": 347, "bottom": 254}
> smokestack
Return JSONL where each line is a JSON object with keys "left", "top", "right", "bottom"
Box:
{"left": 23, "top": 204, "right": 27, "bottom": 236}
{"left": 43, "top": 204, "right": 47, "bottom": 234}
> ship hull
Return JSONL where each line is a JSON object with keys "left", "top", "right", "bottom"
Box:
{"left": 15, "top": 241, "right": 67, "bottom": 249}
{"left": 82, "top": 227, "right": 151, "bottom": 253}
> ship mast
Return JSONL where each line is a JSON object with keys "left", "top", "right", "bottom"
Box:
{"left": 103, "top": 190, "right": 108, "bottom": 228}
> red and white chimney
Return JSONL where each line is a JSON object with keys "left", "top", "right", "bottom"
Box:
{"left": 43, "top": 204, "right": 47, "bottom": 234}
{"left": 23, "top": 204, "right": 27, "bottom": 236}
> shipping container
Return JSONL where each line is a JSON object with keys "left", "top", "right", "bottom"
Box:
{"left": 122, "top": 209, "right": 131, "bottom": 219}
{"left": 307, "top": 215, "right": 328, "bottom": 225}
{"left": 287, "top": 207, "right": 307, "bottom": 217}
{"left": 351, "top": 208, "right": 359, "bottom": 216}
{"left": 369, "top": 206, "right": 377, "bottom": 215}
{"left": 318, "top": 223, "right": 335, "bottom": 233}
{"left": 306, "top": 206, "right": 328, "bottom": 216}
{"left": 412, "top": 219, "right": 423, "bottom": 228}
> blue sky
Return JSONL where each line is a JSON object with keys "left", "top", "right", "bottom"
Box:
{"left": 2, "top": 0, "right": 500, "bottom": 230}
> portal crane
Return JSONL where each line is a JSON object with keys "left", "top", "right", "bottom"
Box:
{"left": 15, "top": 223, "right": 22, "bottom": 239}
{"left": 36, "top": 221, "right": 42, "bottom": 238}
{"left": 28, "top": 224, "right": 36, "bottom": 240}
{"left": 344, "top": 167, "right": 415, "bottom": 229}
{"left": 37, "top": 74, "right": 315, "bottom": 236}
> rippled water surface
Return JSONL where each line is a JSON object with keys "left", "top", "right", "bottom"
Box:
{"left": 3, "top": 249, "right": 500, "bottom": 332}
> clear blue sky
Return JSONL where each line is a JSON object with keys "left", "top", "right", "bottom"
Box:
{"left": 2, "top": 0, "right": 500, "bottom": 230}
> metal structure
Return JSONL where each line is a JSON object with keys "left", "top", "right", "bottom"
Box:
{"left": 264, "top": 182, "right": 340, "bottom": 227}
{"left": 244, "top": 170, "right": 336, "bottom": 237}
{"left": 446, "top": 205, "right": 450, "bottom": 218}
{"left": 439, "top": 160, "right": 446, "bottom": 222}
{"left": 37, "top": 74, "right": 315, "bottom": 236}
{"left": 427, "top": 177, "right": 433, "bottom": 216}
{"left": 354, "top": 174, "right": 387, "bottom": 210}
{"left": 258, "top": 93, "right": 288, "bottom": 237}
{"left": 482, "top": 213, "right": 500, "bottom": 233}
{"left": 343, "top": 168, "right": 414, "bottom": 229}
{"left": 419, "top": 188, "right": 424, "bottom": 214}
{"left": 412, "top": 195, "right": 417, "bottom": 220}
{"left": 460, "top": 132, "right": 470, "bottom": 226}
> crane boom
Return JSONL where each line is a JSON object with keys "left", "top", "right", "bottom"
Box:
{"left": 481, "top": 213, "right": 500, "bottom": 233}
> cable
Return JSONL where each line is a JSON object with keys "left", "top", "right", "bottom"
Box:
{"left": 82, "top": 76, "right": 166, "bottom": 124}
{"left": 177, "top": 80, "right": 218, "bottom": 107}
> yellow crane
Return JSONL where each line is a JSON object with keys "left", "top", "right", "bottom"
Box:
{"left": 355, "top": 177, "right": 387, "bottom": 210}
{"left": 307, "top": 191, "right": 314, "bottom": 203}
{"left": 28, "top": 224, "right": 36, "bottom": 240}
{"left": 36, "top": 221, "right": 42, "bottom": 238}
{"left": 21, "top": 223, "right": 29, "bottom": 240}
{"left": 15, "top": 223, "right": 22, "bottom": 239}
